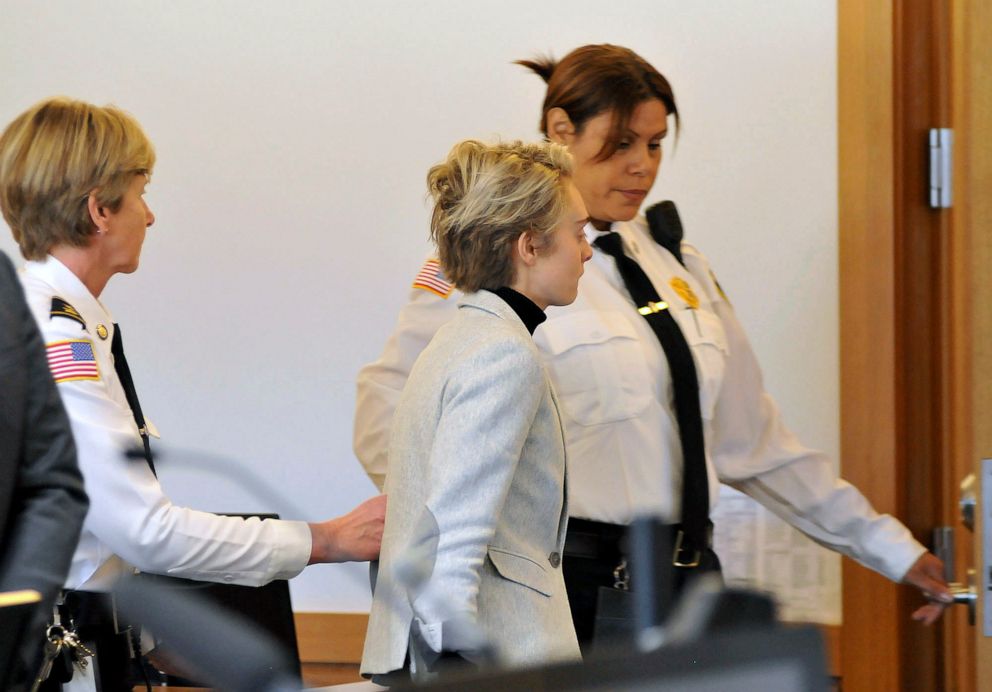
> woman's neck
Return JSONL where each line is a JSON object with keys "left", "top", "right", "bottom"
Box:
{"left": 50, "top": 245, "right": 112, "bottom": 297}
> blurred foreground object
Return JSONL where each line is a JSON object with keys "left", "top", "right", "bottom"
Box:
{"left": 114, "top": 575, "right": 300, "bottom": 692}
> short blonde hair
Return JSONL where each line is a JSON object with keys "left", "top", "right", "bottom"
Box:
{"left": 427, "top": 140, "right": 573, "bottom": 292}
{"left": 0, "top": 97, "right": 156, "bottom": 260}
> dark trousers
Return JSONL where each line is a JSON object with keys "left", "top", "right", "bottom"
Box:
{"left": 562, "top": 518, "right": 721, "bottom": 649}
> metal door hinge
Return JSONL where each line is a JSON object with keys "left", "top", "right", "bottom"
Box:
{"left": 961, "top": 473, "right": 977, "bottom": 531}
{"left": 929, "top": 128, "right": 953, "bottom": 208}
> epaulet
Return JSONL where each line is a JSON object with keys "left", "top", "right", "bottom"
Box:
{"left": 50, "top": 297, "right": 87, "bottom": 329}
{"left": 412, "top": 257, "right": 454, "bottom": 299}
{"left": 679, "top": 240, "right": 702, "bottom": 258}
{"left": 682, "top": 244, "right": 732, "bottom": 306}
{"left": 708, "top": 269, "right": 732, "bottom": 305}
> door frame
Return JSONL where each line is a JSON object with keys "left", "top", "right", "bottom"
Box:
{"left": 838, "top": 3, "right": 904, "bottom": 688}
{"left": 838, "top": 1, "right": 987, "bottom": 689}
{"left": 954, "top": 0, "right": 992, "bottom": 687}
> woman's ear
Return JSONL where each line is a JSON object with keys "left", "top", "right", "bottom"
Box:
{"left": 515, "top": 230, "right": 541, "bottom": 267}
{"left": 87, "top": 191, "right": 110, "bottom": 235}
{"left": 545, "top": 108, "right": 575, "bottom": 145}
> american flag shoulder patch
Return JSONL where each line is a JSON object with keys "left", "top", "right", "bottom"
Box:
{"left": 412, "top": 258, "right": 454, "bottom": 298}
{"left": 46, "top": 339, "right": 100, "bottom": 384}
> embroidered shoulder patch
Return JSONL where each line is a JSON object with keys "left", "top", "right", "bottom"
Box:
{"left": 50, "top": 297, "right": 86, "bottom": 328}
{"left": 46, "top": 339, "right": 100, "bottom": 383}
{"left": 413, "top": 258, "right": 454, "bottom": 299}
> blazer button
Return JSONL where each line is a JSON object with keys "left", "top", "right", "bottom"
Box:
{"left": 549, "top": 552, "right": 561, "bottom": 568}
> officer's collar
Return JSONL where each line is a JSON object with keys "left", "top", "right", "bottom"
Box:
{"left": 24, "top": 255, "right": 114, "bottom": 325}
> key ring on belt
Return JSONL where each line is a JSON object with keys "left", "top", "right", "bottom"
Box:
{"left": 613, "top": 559, "right": 630, "bottom": 591}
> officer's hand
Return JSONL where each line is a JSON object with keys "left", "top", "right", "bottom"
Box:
{"left": 308, "top": 494, "right": 387, "bottom": 564}
{"left": 903, "top": 552, "right": 953, "bottom": 625}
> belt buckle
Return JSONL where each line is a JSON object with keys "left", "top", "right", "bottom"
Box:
{"left": 672, "top": 529, "right": 701, "bottom": 568}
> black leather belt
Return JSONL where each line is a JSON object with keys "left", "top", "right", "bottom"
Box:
{"left": 564, "top": 518, "right": 714, "bottom": 563}
{"left": 59, "top": 591, "right": 117, "bottom": 631}
{"left": 564, "top": 518, "right": 626, "bottom": 559}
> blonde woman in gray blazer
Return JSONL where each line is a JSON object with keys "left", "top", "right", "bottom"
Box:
{"left": 361, "top": 140, "right": 592, "bottom": 683}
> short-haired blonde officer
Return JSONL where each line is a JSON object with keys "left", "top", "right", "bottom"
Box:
{"left": 0, "top": 97, "right": 386, "bottom": 692}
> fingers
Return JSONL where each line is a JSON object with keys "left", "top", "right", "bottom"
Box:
{"left": 918, "top": 580, "right": 954, "bottom": 604}
{"left": 338, "top": 494, "right": 387, "bottom": 562}
{"left": 901, "top": 552, "right": 954, "bottom": 625}
{"left": 911, "top": 602, "right": 947, "bottom": 626}
{"left": 359, "top": 493, "right": 388, "bottom": 519}
{"left": 308, "top": 494, "right": 387, "bottom": 564}
{"left": 903, "top": 552, "right": 953, "bottom": 604}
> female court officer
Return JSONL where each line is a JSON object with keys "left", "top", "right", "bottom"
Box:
{"left": 362, "top": 140, "right": 590, "bottom": 682}
{"left": 0, "top": 97, "right": 385, "bottom": 691}
{"left": 353, "top": 44, "right": 951, "bottom": 644}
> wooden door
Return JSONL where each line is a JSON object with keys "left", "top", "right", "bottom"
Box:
{"left": 954, "top": 0, "right": 992, "bottom": 688}
{"left": 839, "top": 0, "right": 990, "bottom": 689}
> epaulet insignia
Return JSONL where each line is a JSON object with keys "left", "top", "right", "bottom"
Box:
{"left": 710, "top": 269, "right": 732, "bottom": 306}
{"left": 50, "top": 297, "right": 86, "bottom": 328}
{"left": 413, "top": 258, "right": 454, "bottom": 299}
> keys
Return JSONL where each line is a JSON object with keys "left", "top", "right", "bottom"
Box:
{"left": 31, "top": 623, "right": 96, "bottom": 692}
{"left": 613, "top": 558, "right": 630, "bottom": 591}
{"left": 32, "top": 625, "right": 65, "bottom": 690}
{"left": 62, "top": 628, "right": 95, "bottom": 672}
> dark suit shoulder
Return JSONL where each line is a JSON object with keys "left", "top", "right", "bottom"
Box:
{"left": 0, "top": 251, "right": 19, "bottom": 289}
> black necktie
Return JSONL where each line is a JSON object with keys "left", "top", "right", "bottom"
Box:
{"left": 593, "top": 232, "right": 708, "bottom": 565}
{"left": 110, "top": 323, "right": 156, "bottom": 476}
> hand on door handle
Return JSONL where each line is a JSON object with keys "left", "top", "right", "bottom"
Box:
{"left": 903, "top": 552, "right": 954, "bottom": 625}
{"left": 946, "top": 571, "right": 977, "bottom": 626}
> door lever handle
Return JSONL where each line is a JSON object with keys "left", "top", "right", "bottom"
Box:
{"left": 947, "top": 569, "right": 977, "bottom": 626}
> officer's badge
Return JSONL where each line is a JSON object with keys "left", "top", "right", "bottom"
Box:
{"left": 669, "top": 277, "right": 700, "bottom": 309}
{"left": 95, "top": 324, "right": 109, "bottom": 340}
{"left": 50, "top": 297, "right": 86, "bottom": 328}
{"left": 413, "top": 258, "right": 454, "bottom": 299}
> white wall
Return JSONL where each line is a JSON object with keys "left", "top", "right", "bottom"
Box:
{"left": 0, "top": 0, "right": 838, "bottom": 612}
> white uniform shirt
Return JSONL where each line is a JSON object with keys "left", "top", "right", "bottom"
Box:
{"left": 20, "top": 256, "right": 311, "bottom": 592}
{"left": 354, "top": 217, "right": 925, "bottom": 583}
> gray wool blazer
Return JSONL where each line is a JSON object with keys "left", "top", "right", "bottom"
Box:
{"left": 360, "top": 290, "right": 579, "bottom": 678}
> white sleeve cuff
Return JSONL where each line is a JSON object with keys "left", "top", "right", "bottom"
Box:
{"left": 268, "top": 519, "right": 312, "bottom": 580}
{"left": 855, "top": 514, "right": 927, "bottom": 583}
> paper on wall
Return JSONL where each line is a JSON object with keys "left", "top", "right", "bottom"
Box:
{"left": 711, "top": 485, "right": 842, "bottom": 625}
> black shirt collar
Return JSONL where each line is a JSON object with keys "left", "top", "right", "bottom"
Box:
{"left": 486, "top": 287, "right": 546, "bottom": 335}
